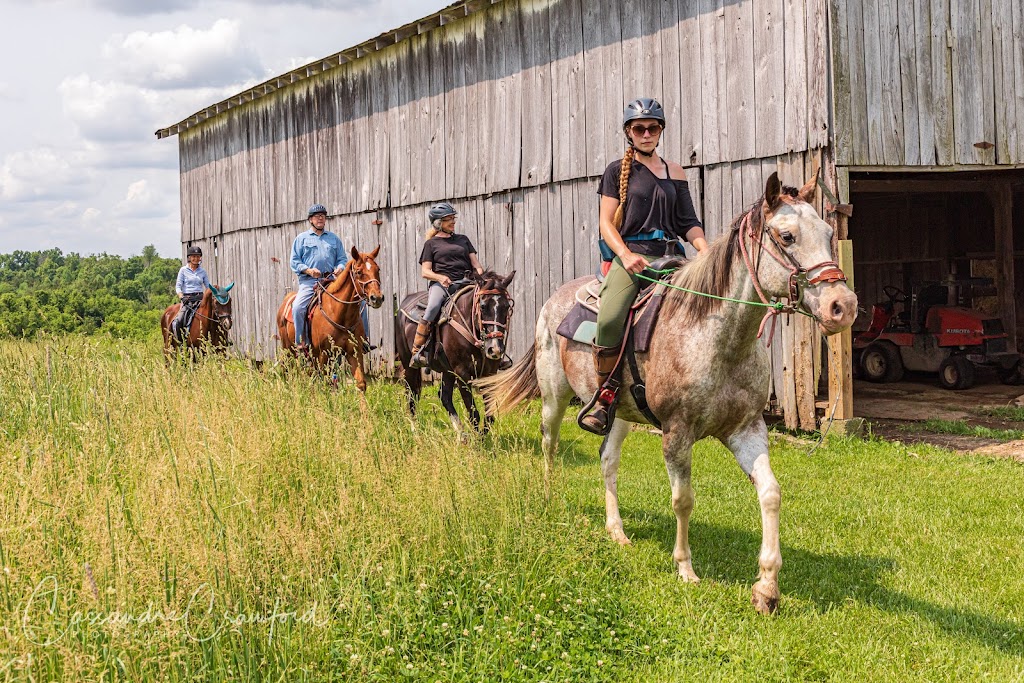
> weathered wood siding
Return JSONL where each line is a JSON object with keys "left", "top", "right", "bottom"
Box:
{"left": 173, "top": 0, "right": 836, "bottom": 430}
{"left": 831, "top": 0, "right": 1024, "bottom": 167}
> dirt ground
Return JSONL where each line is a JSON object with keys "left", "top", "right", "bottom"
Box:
{"left": 852, "top": 371, "right": 1024, "bottom": 459}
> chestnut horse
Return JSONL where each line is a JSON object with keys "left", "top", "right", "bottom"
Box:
{"left": 395, "top": 270, "right": 515, "bottom": 434}
{"left": 160, "top": 283, "right": 234, "bottom": 359}
{"left": 479, "top": 174, "right": 858, "bottom": 614}
{"left": 276, "top": 246, "right": 383, "bottom": 392}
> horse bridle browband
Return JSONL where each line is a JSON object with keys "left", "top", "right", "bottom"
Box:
{"left": 448, "top": 285, "right": 515, "bottom": 349}
{"left": 737, "top": 203, "right": 847, "bottom": 345}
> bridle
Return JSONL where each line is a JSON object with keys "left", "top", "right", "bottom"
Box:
{"left": 316, "top": 261, "right": 381, "bottom": 333}
{"left": 193, "top": 300, "right": 231, "bottom": 329}
{"left": 449, "top": 284, "right": 515, "bottom": 350}
{"left": 737, "top": 202, "right": 847, "bottom": 345}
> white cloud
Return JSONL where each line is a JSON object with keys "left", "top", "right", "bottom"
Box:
{"left": 92, "top": 0, "right": 363, "bottom": 16}
{"left": 114, "top": 179, "right": 173, "bottom": 219}
{"left": 0, "top": 148, "right": 93, "bottom": 202}
{"left": 103, "top": 19, "right": 262, "bottom": 89}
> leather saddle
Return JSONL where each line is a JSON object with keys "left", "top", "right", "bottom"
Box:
{"left": 556, "top": 256, "right": 686, "bottom": 351}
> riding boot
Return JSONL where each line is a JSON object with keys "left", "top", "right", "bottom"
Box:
{"left": 409, "top": 320, "right": 434, "bottom": 369}
{"left": 577, "top": 345, "right": 621, "bottom": 435}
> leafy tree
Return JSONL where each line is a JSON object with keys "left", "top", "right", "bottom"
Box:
{"left": 0, "top": 245, "right": 184, "bottom": 339}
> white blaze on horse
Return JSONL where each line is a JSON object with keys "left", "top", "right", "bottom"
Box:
{"left": 478, "top": 173, "right": 858, "bottom": 614}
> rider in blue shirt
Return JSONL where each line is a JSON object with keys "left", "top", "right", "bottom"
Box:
{"left": 290, "top": 204, "right": 370, "bottom": 351}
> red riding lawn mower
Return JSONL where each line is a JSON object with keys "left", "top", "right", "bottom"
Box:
{"left": 853, "top": 280, "right": 1022, "bottom": 390}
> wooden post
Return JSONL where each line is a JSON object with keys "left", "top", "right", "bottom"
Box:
{"left": 828, "top": 238, "right": 856, "bottom": 423}
{"left": 992, "top": 183, "right": 1017, "bottom": 351}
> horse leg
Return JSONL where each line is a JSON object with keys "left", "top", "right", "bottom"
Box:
{"left": 663, "top": 426, "right": 700, "bottom": 583}
{"left": 345, "top": 343, "right": 368, "bottom": 394}
{"left": 726, "top": 419, "right": 781, "bottom": 615}
{"left": 403, "top": 364, "right": 422, "bottom": 420}
{"left": 438, "top": 373, "right": 462, "bottom": 434}
{"left": 601, "top": 417, "right": 632, "bottom": 545}
{"left": 456, "top": 381, "right": 481, "bottom": 431}
{"left": 535, "top": 313, "right": 574, "bottom": 490}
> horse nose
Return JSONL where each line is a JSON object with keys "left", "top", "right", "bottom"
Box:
{"left": 370, "top": 295, "right": 383, "bottom": 309}
{"left": 222, "top": 318, "right": 232, "bottom": 330}
{"left": 485, "top": 342, "right": 503, "bottom": 360}
{"left": 823, "top": 290, "right": 858, "bottom": 331}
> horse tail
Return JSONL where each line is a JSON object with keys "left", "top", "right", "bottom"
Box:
{"left": 476, "top": 345, "right": 539, "bottom": 415}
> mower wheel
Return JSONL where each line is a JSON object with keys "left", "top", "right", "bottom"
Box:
{"left": 860, "top": 342, "right": 904, "bottom": 383}
{"left": 938, "top": 356, "right": 975, "bottom": 390}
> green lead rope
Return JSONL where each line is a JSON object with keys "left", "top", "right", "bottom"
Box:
{"left": 634, "top": 267, "right": 814, "bottom": 318}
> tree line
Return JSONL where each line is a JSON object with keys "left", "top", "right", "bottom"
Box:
{"left": 0, "top": 246, "right": 181, "bottom": 338}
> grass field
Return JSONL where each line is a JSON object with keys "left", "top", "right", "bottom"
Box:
{"left": 0, "top": 338, "right": 1022, "bottom": 681}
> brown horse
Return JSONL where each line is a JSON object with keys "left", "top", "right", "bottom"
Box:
{"left": 395, "top": 270, "right": 515, "bottom": 434}
{"left": 479, "top": 174, "right": 858, "bottom": 614}
{"left": 160, "top": 283, "right": 234, "bottom": 359}
{"left": 276, "top": 246, "right": 383, "bottom": 392}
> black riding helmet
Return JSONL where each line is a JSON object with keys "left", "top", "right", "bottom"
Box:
{"left": 623, "top": 98, "right": 666, "bottom": 156}
{"left": 187, "top": 246, "right": 202, "bottom": 257}
{"left": 428, "top": 202, "right": 457, "bottom": 222}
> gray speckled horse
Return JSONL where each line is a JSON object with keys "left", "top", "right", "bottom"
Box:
{"left": 478, "top": 174, "right": 858, "bottom": 614}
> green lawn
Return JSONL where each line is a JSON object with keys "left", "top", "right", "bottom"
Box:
{"left": 0, "top": 338, "right": 1021, "bottom": 681}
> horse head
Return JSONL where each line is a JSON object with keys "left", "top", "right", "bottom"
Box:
{"left": 754, "top": 173, "right": 857, "bottom": 336}
{"left": 207, "top": 283, "right": 234, "bottom": 331}
{"left": 471, "top": 270, "right": 516, "bottom": 362}
{"left": 350, "top": 245, "right": 384, "bottom": 309}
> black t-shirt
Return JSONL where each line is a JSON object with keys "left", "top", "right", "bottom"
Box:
{"left": 598, "top": 158, "right": 702, "bottom": 241}
{"left": 418, "top": 233, "right": 477, "bottom": 280}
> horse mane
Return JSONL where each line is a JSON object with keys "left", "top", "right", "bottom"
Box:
{"left": 662, "top": 185, "right": 800, "bottom": 327}
{"left": 326, "top": 259, "right": 356, "bottom": 294}
{"left": 470, "top": 270, "right": 509, "bottom": 290}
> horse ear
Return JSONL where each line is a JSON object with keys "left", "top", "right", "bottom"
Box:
{"left": 500, "top": 270, "right": 516, "bottom": 289}
{"left": 370, "top": 245, "right": 380, "bottom": 259}
{"left": 208, "top": 284, "right": 219, "bottom": 295}
{"left": 764, "top": 172, "right": 782, "bottom": 210}
{"left": 797, "top": 176, "right": 817, "bottom": 203}
{"left": 224, "top": 282, "right": 235, "bottom": 292}
{"left": 350, "top": 245, "right": 360, "bottom": 261}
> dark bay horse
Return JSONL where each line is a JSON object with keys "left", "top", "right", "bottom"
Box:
{"left": 276, "top": 246, "right": 383, "bottom": 393}
{"left": 479, "top": 174, "right": 858, "bottom": 614}
{"left": 160, "top": 283, "right": 234, "bottom": 359}
{"left": 396, "top": 270, "right": 515, "bottom": 434}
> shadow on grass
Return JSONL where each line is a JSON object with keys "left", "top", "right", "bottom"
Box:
{"left": 598, "top": 509, "right": 1023, "bottom": 655}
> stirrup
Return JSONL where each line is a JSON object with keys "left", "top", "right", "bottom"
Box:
{"left": 409, "top": 348, "right": 430, "bottom": 369}
{"left": 577, "top": 386, "right": 618, "bottom": 436}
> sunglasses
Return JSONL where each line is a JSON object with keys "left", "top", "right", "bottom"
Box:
{"left": 629, "top": 122, "right": 663, "bottom": 137}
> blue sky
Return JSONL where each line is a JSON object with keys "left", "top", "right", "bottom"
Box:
{"left": 0, "top": 0, "right": 444, "bottom": 258}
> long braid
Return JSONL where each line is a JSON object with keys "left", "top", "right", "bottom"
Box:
{"left": 612, "top": 146, "right": 634, "bottom": 230}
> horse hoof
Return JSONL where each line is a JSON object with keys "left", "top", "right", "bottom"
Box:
{"left": 676, "top": 564, "right": 700, "bottom": 583}
{"left": 751, "top": 583, "right": 780, "bottom": 615}
{"left": 608, "top": 529, "right": 631, "bottom": 546}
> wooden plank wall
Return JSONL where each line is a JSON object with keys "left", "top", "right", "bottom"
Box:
{"left": 178, "top": 0, "right": 828, "bottom": 241}
{"left": 831, "top": 0, "right": 1023, "bottom": 166}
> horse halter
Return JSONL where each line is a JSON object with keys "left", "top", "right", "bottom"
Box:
{"left": 738, "top": 204, "right": 847, "bottom": 345}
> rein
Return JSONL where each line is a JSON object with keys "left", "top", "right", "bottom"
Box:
{"left": 635, "top": 203, "right": 846, "bottom": 346}
{"left": 316, "top": 265, "right": 380, "bottom": 334}
{"left": 448, "top": 285, "right": 515, "bottom": 350}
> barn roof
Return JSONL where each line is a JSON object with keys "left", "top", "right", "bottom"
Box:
{"left": 155, "top": 0, "right": 500, "bottom": 140}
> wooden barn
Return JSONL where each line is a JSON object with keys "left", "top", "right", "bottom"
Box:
{"left": 157, "top": 0, "right": 1024, "bottom": 431}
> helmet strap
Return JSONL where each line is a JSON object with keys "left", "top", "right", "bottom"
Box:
{"left": 626, "top": 135, "right": 657, "bottom": 158}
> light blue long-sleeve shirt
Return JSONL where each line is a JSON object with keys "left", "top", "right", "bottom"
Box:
{"left": 290, "top": 229, "right": 349, "bottom": 285}
{"left": 175, "top": 265, "right": 210, "bottom": 295}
